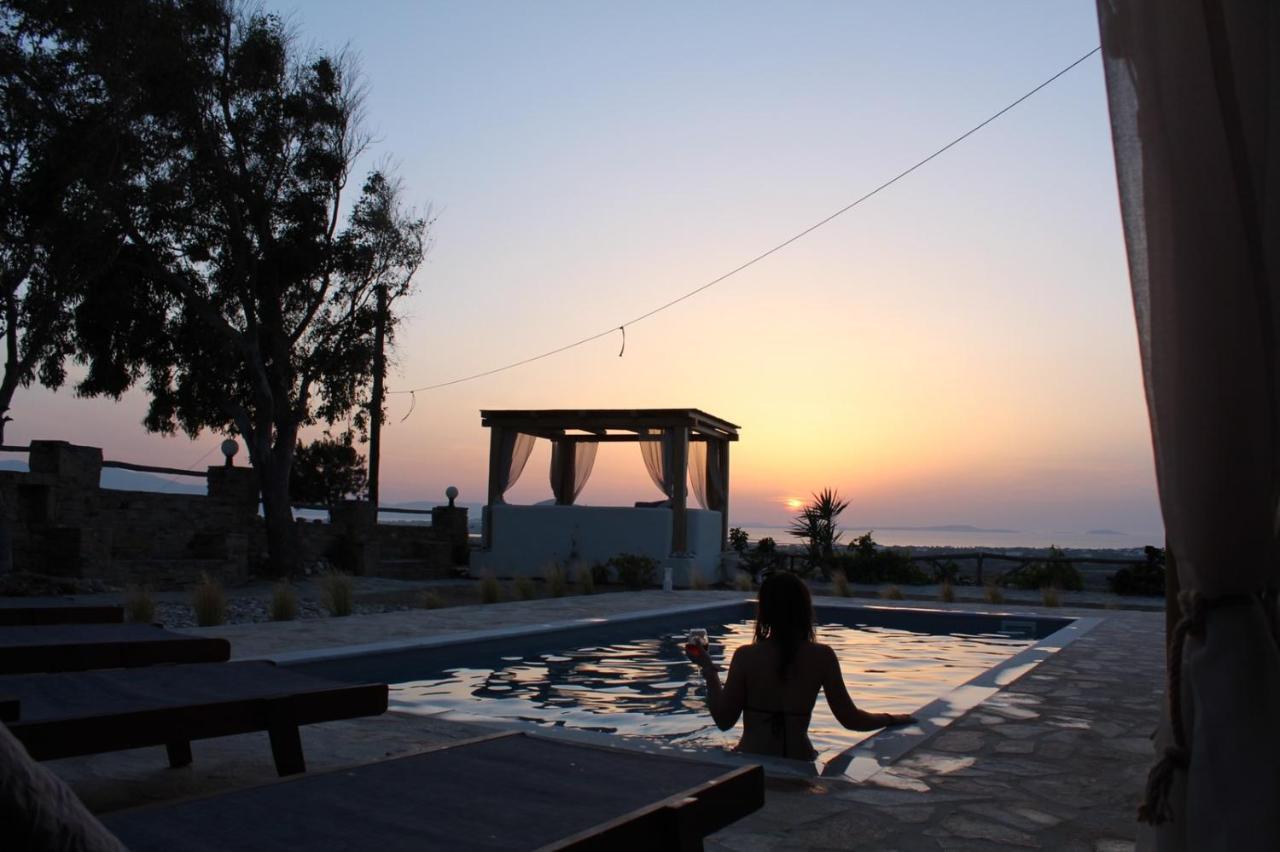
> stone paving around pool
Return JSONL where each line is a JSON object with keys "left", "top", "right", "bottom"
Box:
{"left": 47, "top": 591, "right": 1163, "bottom": 850}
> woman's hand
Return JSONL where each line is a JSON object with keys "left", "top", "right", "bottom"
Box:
{"left": 684, "top": 643, "right": 714, "bottom": 669}
{"left": 881, "top": 712, "right": 917, "bottom": 728}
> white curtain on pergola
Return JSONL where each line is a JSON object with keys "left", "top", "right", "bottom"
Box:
{"left": 1096, "top": 0, "right": 1280, "bottom": 846}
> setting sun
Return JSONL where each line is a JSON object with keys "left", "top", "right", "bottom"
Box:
{"left": 785, "top": 497, "right": 804, "bottom": 510}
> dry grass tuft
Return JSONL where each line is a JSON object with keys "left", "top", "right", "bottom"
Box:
{"left": 831, "top": 571, "right": 849, "bottom": 598}
{"left": 1040, "top": 585, "right": 1061, "bottom": 607}
{"left": 577, "top": 565, "right": 596, "bottom": 595}
{"left": 479, "top": 574, "right": 501, "bottom": 604}
{"left": 270, "top": 581, "right": 298, "bottom": 621}
{"left": 984, "top": 582, "right": 1005, "bottom": 605}
{"left": 191, "top": 573, "right": 227, "bottom": 627}
{"left": 879, "top": 584, "right": 904, "bottom": 601}
{"left": 690, "top": 568, "right": 709, "bottom": 591}
{"left": 125, "top": 584, "right": 155, "bottom": 624}
{"left": 939, "top": 580, "right": 956, "bottom": 603}
{"left": 319, "top": 570, "right": 354, "bottom": 617}
{"left": 418, "top": 590, "right": 445, "bottom": 610}
{"left": 544, "top": 565, "right": 568, "bottom": 598}
{"left": 515, "top": 576, "right": 537, "bottom": 600}
{"left": 733, "top": 573, "right": 754, "bottom": 592}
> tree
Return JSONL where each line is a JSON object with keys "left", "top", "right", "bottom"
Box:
{"left": 0, "top": 7, "right": 114, "bottom": 444}
{"left": 291, "top": 432, "right": 367, "bottom": 507}
{"left": 19, "top": 1, "right": 427, "bottom": 574}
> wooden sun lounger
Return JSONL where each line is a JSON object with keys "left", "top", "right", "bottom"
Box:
{"left": 0, "top": 601, "right": 125, "bottom": 626}
{"left": 101, "top": 731, "right": 765, "bottom": 851}
{"left": 0, "top": 660, "right": 388, "bottom": 776}
{"left": 0, "top": 623, "right": 230, "bottom": 673}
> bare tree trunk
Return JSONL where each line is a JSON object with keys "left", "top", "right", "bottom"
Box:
{"left": 367, "top": 281, "right": 386, "bottom": 509}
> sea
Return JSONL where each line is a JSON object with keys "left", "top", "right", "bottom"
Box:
{"left": 735, "top": 526, "right": 1160, "bottom": 552}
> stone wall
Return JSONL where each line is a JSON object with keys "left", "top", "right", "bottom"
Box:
{"left": 0, "top": 440, "right": 466, "bottom": 588}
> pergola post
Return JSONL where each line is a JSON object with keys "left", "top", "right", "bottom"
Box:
{"left": 717, "top": 438, "right": 731, "bottom": 552}
{"left": 483, "top": 425, "right": 504, "bottom": 548}
{"left": 670, "top": 426, "right": 689, "bottom": 553}
{"left": 553, "top": 439, "right": 576, "bottom": 505}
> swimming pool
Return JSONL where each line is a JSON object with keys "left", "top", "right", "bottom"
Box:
{"left": 282, "top": 600, "right": 1093, "bottom": 777}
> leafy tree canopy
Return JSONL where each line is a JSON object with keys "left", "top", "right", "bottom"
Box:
{"left": 291, "top": 431, "right": 368, "bottom": 507}
{"left": 8, "top": 0, "right": 428, "bottom": 573}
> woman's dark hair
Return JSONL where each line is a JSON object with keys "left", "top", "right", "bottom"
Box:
{"left": 754, "top": 573, "right": 815, "bottom": 678}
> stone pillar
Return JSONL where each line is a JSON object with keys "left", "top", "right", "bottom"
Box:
{"left": 29, "top": 441, "right": 102, "bottom": 489}
{"left": 207, "top": 466, "right": 259, "bottom": 520}
{"left": 431, "top": 505, "right": 470, "bottom": 566}
{"left": 330, "top": 499, "right": 379, "bottom": 575}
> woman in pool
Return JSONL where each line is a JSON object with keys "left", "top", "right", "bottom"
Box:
{"left": 686, "top": 572, "right": 916, "bottom": 760}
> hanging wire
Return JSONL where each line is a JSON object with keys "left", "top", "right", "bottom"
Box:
{"left": 618, "top": 326, "right": 626, "bottom": 357}
{"left": 390, "top": 46, "right": 1101, "bottom": 396}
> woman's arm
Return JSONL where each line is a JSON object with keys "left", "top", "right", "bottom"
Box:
{"left": 820, "top": 646, "right": 916, "bottom": 731}
{"left": 691, "top": 645, "right": 745, "bottom": 731}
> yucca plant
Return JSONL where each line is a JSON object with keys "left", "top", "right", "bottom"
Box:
{"left": 788, "top": 488, "right": 849, "bottom": 572}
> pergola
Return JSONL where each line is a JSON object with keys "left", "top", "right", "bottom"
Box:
{"left": 480, "top": 408, "right": 739, "bottom": 554}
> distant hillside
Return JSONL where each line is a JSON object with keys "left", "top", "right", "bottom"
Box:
{"left": 0, "top": 459, "right": 206, "bottom": 495}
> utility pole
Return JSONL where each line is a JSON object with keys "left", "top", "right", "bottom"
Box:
{"left": 368, "top": 281, "right": 386, "bottom": 509}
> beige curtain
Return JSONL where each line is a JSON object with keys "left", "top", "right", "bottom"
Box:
{"left": 689, "top": 440, "right": 725, "bottom": 511}
{"left": 639, "top": 428, "right": 675, "bottom": 498}
{"left": 492, "top": 431, "right": 536, "bottom": 504}
{"left": 550, "top": 441, "right": 598, "bottom": 505}
{"left": 1096, "top": 0, "right": 1280, "bottom": 846}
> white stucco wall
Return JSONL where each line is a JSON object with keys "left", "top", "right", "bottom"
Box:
{"left": 474, "top": 504, "right": 723, "bottom": 585}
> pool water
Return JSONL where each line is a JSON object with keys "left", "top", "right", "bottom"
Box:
{"left": 390, "top": 618, "right": 1033, "bottom": 764}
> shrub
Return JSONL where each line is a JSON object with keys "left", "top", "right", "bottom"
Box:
{"left": 418, "top": 590, "right": 445, "bottom": 609}
{"left": 733, "top": 573, "right": 754, "bottom": 592}
{"left": 591, "top": 562, "right": 611, "bottom": 587}
{"left": 880, "top": 584, "right": 904, "bottom": 600}
{"left": 125, "top": 584, "right": 155, "bottom": 624}
{"left": 544, "top": 565, "right": 569, "bottom": 598}
{"left": 608, "top": 554, "right": 658, "bottom": 590}
{"left": 270, "top": 581, "right": 298, "bottom": 621}
{"left": 1004, "top": 546, "right": 1083, "bottom": 591}
{"left": 728, "top": 527, "right": 750, "bottom": 554}
{"left": 479, "top": 575, "right": 501, "bottom": 604}
{"left": 939, "top": 580, "right": 955, "bottom": 603}
{"left": 319, "top": 570, "right": 354, "bottom": 617}
{"left": 1041, "top": 586, "right": 1061, "bottom": 607}
{"left": 984, "top": 582, "right": 1005, "bottom": 604}
{"left": 191, "top": 574, "right": 227, "bottom": 627}
{"left": 741, "top": 537, "right": 784, "bottom": 581}
{"left": 1109, "top": 546, "right": 1166, "bottom": 596}
{"left": 515, "top": 576, "right": 537, "bottom": 600}
{"left": 577, "top": 565, "right": 596, "bottom": 595}
{"left": 831, "top": 533, "right": 930, "bottom": 585}
{"left": 831, "top": 571, "right": 850, "bottom": 597}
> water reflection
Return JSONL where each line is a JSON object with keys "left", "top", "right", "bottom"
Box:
{"left": 392, "top": 621, "right": 1032, "bottom": 762}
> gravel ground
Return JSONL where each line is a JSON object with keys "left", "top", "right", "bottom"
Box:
{"left": 152, "top": 597, "right": 417, "bottom": 628}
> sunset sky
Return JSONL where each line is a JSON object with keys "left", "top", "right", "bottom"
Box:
{"left": 12, "top": 3, "right": 1162, "bottom": 541}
